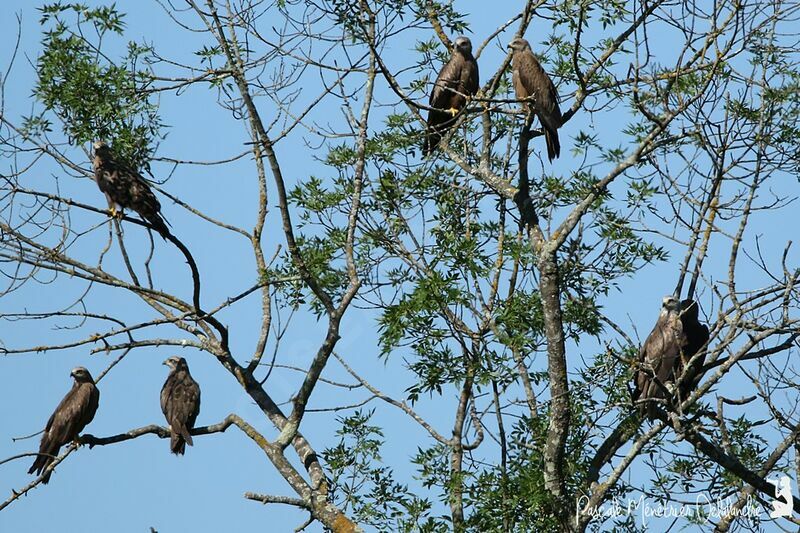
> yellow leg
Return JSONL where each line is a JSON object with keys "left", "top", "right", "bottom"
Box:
{"left": 105, "top": 194, "right": 122, "bottom": 220}
{"left": 447, "top": 107, "right": 459, "bottom": 117}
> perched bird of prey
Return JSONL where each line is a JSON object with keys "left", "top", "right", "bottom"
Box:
{"left": 633, "top": 296, "right": 686, "bottom": 418}
{"left": 28, "top": 367, "right": 100, "bottom": 483}
{"left": 92, "top": 141, "right": 170, "bottom": 238}
{"left": 508, "top": 38, "right": 562, "bottom": 161}
{"left": 674, "top": 299, "right": 710, "bottom": 399}
{"left": 161, "top": 356, "right": 201, "bottom": 455}
{"left": 423, "top": 36, "right": 479, "bottom": 156}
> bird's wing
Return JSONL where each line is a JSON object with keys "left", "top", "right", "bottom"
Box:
{"left": 129, "top": 171, "right": 163, "bottom": 213}
{"left": 637, "top": 312, "right": 682, "bottom": 398}
{"left": 462, "top": 57, "right": 479, "bottom": 96}
{"left": 519, "top": 50, "right": 561, "bottom": 121}
{"left": 512, "top": 56, "right": 529, "bottom": 102}
{"left": 164, "top": 370, "right": 201, "bottom": 436}
{"left": 430, "top": 55, "right": 464, "bottom": 110}
{"left": 47, "top": 383, "right": 98, "bottom": 446}
{"left": 160, "top": 373, "right": 173, "bottom": 416}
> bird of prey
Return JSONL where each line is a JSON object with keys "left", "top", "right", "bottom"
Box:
{"left": 633, "top": 296, "right": 686, "bottom": 418}
{"left": 161, "top": 356, "right": 201, "bottom": 455}
{"left": 28, "top": 367, "right": 100, "bottom": 483}
{"left": 92, "top": 141, "right": 170, "bottom": 238}
{"left": 508, "top": 38, "right": 562, "bottom": 161}
{"left": 674, "top": 299, "right": 710, "bottom": 399}
{"left": 423, "top": 36, "right": 479, "bottom": 156}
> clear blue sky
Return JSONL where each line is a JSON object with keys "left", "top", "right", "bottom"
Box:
{"left": 0, "top": 2, "right": 796, "bottom": 532}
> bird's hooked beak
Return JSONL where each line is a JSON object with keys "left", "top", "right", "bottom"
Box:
{"left": 69, "top": 368, "right": 88, "bottom": 381}
{"left": 662, "top": 296, "right": 679, "bottom": 311}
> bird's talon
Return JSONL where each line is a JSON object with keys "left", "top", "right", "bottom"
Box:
{"left": 447, "top": 107, "right": 459, "bottom": 117}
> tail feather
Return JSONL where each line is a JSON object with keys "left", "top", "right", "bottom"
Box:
{"left": 28, "top": 450, "right": 55, "bottom": 484}
{"left": 424, "top": 108, "right": 460, "bottom": 157}
{"left": 170, "top": 424, "right": 193, "bottom": 455}
{"left": 544, "top": 126, "right": 560, "bottom": 161}
{"left": 146, "top": 212, "right": 171, "bottom": 239}
{"left": 181, "top": 427, "right": 194, "bottom": 447}
{"left": 28, "top": 455, "right": 46, "bottom": 475}
{"left": 423, "top": 130, "right": 442, "bottom": 156}
{"left": 170, "top": 434, "right": 186, "bottom": 455}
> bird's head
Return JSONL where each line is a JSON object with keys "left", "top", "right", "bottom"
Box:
{"left": 70, "top": 366, "right": 94, "bottom": 383}
{"left": 93, "top": 140, "right": 110, "bottom": 156}
{"left": 163, "top": 356, "right": 187, "bottom": 371}
{"left": 507, "top": 38, "right": 531, "bottom": 52}
{"left": 454, "top": 36, "right": 473, "bottom": 55}
{"left": 661, "top": 295, "right": 681, "bottom": 312}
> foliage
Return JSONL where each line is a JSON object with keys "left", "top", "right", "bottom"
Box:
{"left": 3, "top": 0, "right": 800, "bottom": 531}
{"left": 324, "top": 410, "right": 443, "bottom": 532}
{"left": 29, "top": 2, "right": 162, "bottom": 168}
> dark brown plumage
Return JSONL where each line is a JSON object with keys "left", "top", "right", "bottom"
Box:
{"left": 509, "top": 38, "right": 562, "bottom": 161}
{"left": 28, "top": 367, "right": 100, "bottom": 483}
{"left": 674, "top": 299, "right": 710, "bottom": 399}
{"left": 92, "top": 140, "right": 170, "bottom": 238}
{"left": 423, "top": 36, "right": 479, "bottom": 156}
{"left": 161, "top": 356, "right": 201, "bottom": 455}
{"left": 633, "top": 296, "right": 685, "bottom": 418}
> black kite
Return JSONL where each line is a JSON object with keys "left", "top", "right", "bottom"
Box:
{"left": 92, "top": 140, "right": 170, "bottom": 238}
{"left": 161, "top": 356, "right": 201, "bottom": 455}
{"left": 509, "top": 38, "right": 562, "bottom": 161}
{"left": 28, "top": 367, "right": 99, "bottom": 483}
{"left": 423, "top": 36, "right": 479, "bottom": 156}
